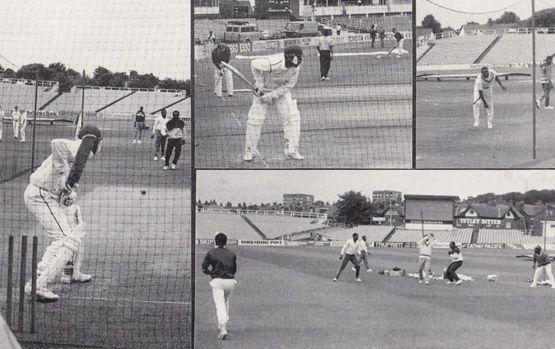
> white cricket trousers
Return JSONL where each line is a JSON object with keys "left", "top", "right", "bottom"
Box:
{"left": 245, "top": 92, "right": 301, "bottom": 154}
{"left": 531, "top": 263, "right": 555, "bottom": 288}
{"left": 24, "top": 184, "right": 84, "bottom": 289}
{"left": 12, "top": 121, "right": 19, "bottom": 138}
{"left": 214, "top": 68, "right": 234, "bottom": 97}
{"left": 19, "top": 121, "right": 26, "bottom": 141}
{"left": 395, "top": 38, "right": 405, "bottom": 54}
{"left": 473, "top": 89, "right": 493, "bottom": 127}
{"left": 209, "top": 278, "right": 237, "bottom": 328}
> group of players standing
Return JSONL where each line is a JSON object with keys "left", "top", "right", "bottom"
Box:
{"left": 0, "top": 105, "right": 29, "bottom": 142}
{"left": 132, "top": 106, "right": 187, "bottom": 170}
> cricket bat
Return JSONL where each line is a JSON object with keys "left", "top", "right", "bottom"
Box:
{"left": 387, "top": 42, "right": 399, "bottom": 55}
{"left": 220, "top": 62, "right": 262, "bottom": 96}
{"left": 66, "top": 135, "right": 97, "bottom": 189}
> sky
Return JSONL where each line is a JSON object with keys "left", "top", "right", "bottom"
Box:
{"left": 197, "top": 170, "right": 555, "bottom": 204}
{"left": 0, "top": 0, "right": 190, "bottom": 79}
{"left": 417, "top": 0, "right": 555, "bottom": 29}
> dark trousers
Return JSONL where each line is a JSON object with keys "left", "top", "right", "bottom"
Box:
{"left": 541, "top": 82, "right": 552, "bottom": 106}
{"left": 319, "top": 50, "right": 332, "bottom": 78}
{"left": 445, "top": 261, "right": 462, "bottom": 282}
{"left": 371, "top": 37, "right": 375, "bottom": 48}
{"left": 335, "top": 254, "right": 360, "bottom": 279}
{"left": 165, "top": 138, "right": 182, "bottom": 166}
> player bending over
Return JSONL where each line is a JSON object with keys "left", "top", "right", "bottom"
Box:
{"left": 333, "top": 232, "right": 362, "bottom": 282}
{"left": 389, "top": 28, "right": 405, "bottom": 55}
{"left": 243, "top": 45, "right": 304, "bottom": 161}
{"left": 530, "top": 245, "right": 555, "bottom": 289}
{"left": 212, "top": 43, "right": 234, "bottom": 98}
{"left": 536, "top": 55, "right": 554, "bottom": 110}
{"left": 445, "top": 241, "right": 463, "bottom": 285}
{"left": 24, "top": 125, "right": 102, "bottom": 302}
{"left": 473, "top": 66, "right": 506, "bottom": 129}
{"left": 202, "top": 232, "right": 238, "bottom": 340}
{"left": 417, "top": 233, "right": 437, "bottom": 285}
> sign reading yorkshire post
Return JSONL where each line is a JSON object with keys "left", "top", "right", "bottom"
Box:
{"left": 238, "top": 240, "right": 284, "bottom": 246}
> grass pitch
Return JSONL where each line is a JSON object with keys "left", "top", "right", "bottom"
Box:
{"left": 195, "top": 245, "right": 553, "bottom": 349}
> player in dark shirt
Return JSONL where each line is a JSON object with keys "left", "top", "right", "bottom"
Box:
{"left": 133, "top": 106, "right": 146, "bottom": 144}
{"left": 202, "top": 232, "right": 237, "bottom": 340}
{"left": 530, "top": 245, "right": 555, "bottom": 288}
{"left": 370, "top": 24, "right": 377, "bottom": 48}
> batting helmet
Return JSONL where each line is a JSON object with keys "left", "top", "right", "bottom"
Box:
{"left": 77, "top": 124, "right": 102, "bottom": 154}
{"left": 284, "top": 45, "right": 303, "bottom": 68}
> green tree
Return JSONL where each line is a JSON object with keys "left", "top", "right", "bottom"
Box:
{"left": 495, "top": 11, "right": 520, "bottom": 24}
{"left": 422, "top": 14, "right": 441, "bottom": 34}
{"left": 93, "top": 66, "right": 114, "bottom": 86}
{"left": 110, "top": 72, "right": 129, "bottom": 87}
{"left": 333, "top": 191, "right": 374, "bottom": 225}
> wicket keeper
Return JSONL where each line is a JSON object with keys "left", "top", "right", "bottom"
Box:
{"left": 24, "top": 125, "right": 102, "bottom": 302}
{"left": 243, "top": 45, "right": 304, "bottom": 161}
{"left": 212, "top": 43, "right": 234, "bottom": 98}
{"left": 473, "top": 66, "right": 506, "bottom": 129}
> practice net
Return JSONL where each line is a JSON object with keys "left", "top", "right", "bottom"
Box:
{"left": 0, "top": 1, "right": 191, "bottom": 348}
{"left": 194, "top": 15, "right": 413, "bottom": 168}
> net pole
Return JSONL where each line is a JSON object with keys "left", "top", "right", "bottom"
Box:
{"left": 543, "top": 210, "right": 547, "bottom": 251}
{"left": 532, "top": 0, "right": 537, "bottom": 159}
{"left": 31, "top": 71, "right": 39, "bottom": 169}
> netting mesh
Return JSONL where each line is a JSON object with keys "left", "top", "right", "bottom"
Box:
{"left": 0, "top": 1, "right": 191, "bottom": 348}
{"left": 194, "top": 19, "right": 413, "bottom": 168}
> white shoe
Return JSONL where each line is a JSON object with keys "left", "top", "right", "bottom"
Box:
{"left": 243, "top": 150, "right": 254, "bottom": 162}
{"left": 61, "top": 272, "right": 93, "bottom": 284}
{"left": 170, "top": 164, "right": 176, "bottom": 170}
{"left": 366, "top": 268, "right": 372, "bottom": 273}
{"left": 536, "top": 99, "right": 541, "bottom": 109}
{"left": 321, "top": 77, "right": 325, "bottom": 81}
{"left": 25, "top": 283, "right": 59, "bottom": 302}
{"left": 487, "top": 122, "right": 493, "bottom": 129}
{"left": 473, "top": 122, "right": 479, "bottom": 127}
{"left": 133, "top": 139, "right": 137, "bottom": 144}
{"left": 419, "top": 280, "right": 423, "bottom": 284}
{"left": 446, "top": 281, "right": 453, "bottom": 285}
{"left": 529, "top": 284, "right": 537, "bottom": 288}
{"left": 160, "top": 156, "right": 165, "bottom": 161}
{"left": 455, "top": 280, "right": 463, "bottom": 285}
{"left": 355, "top": 278, "right": 362, "bottom": 282}
{"left": 153, "top": 156, "right": 158, "bottom": 161}
{"left": 332, "top": 278, "right": 337, "bottom": 282}
{"left": 546, "top": 106, "right": 554, "bottom": 110}
{"left": 324, "top": 77, "right": 330, "bottom": 80}
{"left": 19, "top": 139, "right": 25, "bottom": 143}
{"left": 163, "top": 165, "right": 169, "bottom": 170}
{"left": 137, "top": 140, "right": 142, "bottom": 144}
{"left": 425, "top": 281, "right": 429, "bottom": 285}
{"left": 287, "top": 151, "right": 304, "bottom": 160}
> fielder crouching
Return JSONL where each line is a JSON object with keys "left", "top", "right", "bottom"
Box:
{"left": 244, "top": 45, "right": 304, "bottom": 161}
{"left": 24, "top": 125, "right": 102, "bottom": 302}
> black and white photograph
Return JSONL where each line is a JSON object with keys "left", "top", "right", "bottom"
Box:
{"left": 193, "top": 0, "right": 413, "bottom": 168}
{"left": 0, "top": 1, "right": 191, "bottom": 348}
{"left": 416, "top": 0, "right": 555, "bottom": 168}
{"left": 195, "top": 170, "right": 554, "bottom": 348}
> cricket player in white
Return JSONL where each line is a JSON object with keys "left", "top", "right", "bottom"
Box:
{"left": 244, "top": 45, "right": 304, "bottom": 161}
{"left": 11, "top": 106, "right": 22, "bottom": 140}
{"left": 0, "top": 106, "right": 4, "bottom": 141}
{"left": 473, "top": 66, "right": 506, "bottom": 129}
{"left": 19, "top": 109, "right": 28, "bottom": 142}
{"left": 24, "top": 124, "right": 102, "bottom": 302}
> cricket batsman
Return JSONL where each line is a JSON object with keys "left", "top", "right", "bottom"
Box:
{"left": 473, "top": 66, "right": 506, "bottom": 129}
{"left": 11, "top": 106, "right": 22, "bottom": 140}
{"left": 212, "top": 43, "right": 234, "bottom": 98}
{"left": 24, "top": 124, "right": 102, "bottom": 302}
{"left": 243, "top": 45, "right": 304, "bottom": 161}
